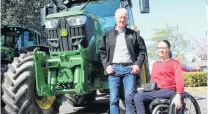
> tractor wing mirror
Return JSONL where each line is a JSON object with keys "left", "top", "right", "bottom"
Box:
{"left": 139, "top": 0, "right": 150, "bottom": 13}
{"left": 40, "top": 4, "right": 58, "bottom": 27}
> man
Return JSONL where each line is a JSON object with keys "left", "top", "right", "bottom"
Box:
{"left": 99, "top": 8, "right": 147, "bottom": 114}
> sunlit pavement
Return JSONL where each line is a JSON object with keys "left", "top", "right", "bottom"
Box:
{"left": 59, "top": 87, "right": 207, "bottom": 114}
{"left": 1, "top": 87, "right": 207, "bottom": 114}
{"left": 59, "top": 91, "right": 110, "bottom": 114}
{"left": 185, "top": 87, "right": 207, "bottom": 114}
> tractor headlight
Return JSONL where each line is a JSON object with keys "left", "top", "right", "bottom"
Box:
{"left": 45, "top": 19, "right": 59, "bottom": 29}
{"left": 66, "top": 16, "right": 87, "bottom": 26}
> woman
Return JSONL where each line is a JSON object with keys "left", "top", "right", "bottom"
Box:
{"left": 126, "top": 40, "right": 184, "bottom": 114}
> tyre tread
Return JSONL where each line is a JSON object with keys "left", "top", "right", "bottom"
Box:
{"left": 2, "top": 52, "right": 60, "bottom": 114}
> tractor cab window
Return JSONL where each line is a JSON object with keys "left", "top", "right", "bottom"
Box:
{"left": 69, "top": 0, "right": 119, "bottom": 17}
{"left": 28, "top": 31, "right": 35, "bottom": 41}
{"left": 68, "top": 0, "right": 134, "bottom": 31}
{"left": 82, "top": 1, "right": 119, "bottom": 32}
{"left": 1, "top": 34, "right": 18, "bottom": 48}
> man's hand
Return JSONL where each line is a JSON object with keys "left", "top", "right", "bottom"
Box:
{"left": 131, "top": 65, "right": 140, "bottom": 74}
{"left": 106, "top": 65, "right": 114, "bottom": 74}
{"left": 173, "top": 93, "right": 182, "bottom": 110}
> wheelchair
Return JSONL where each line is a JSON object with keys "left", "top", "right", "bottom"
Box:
{"left": 147, "top": 92, "right": 201, "bottom": 114}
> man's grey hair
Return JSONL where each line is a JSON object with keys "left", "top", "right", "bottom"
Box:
{"left": 115, "top": 8, "right": 128, "bottom": 18}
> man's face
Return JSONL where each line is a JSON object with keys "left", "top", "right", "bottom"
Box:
{"left": 115, "top": 12, "right": 128, "bottom": 29}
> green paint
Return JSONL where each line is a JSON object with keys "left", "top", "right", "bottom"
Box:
{"left": 34, "top": 0, "right": 150, "bottom": 97}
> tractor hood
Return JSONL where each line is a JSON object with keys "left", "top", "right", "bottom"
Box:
{"left": 45, "top": 10, "right": 99, "bottom": 25}
{"left": 46, "top": 10, "right": 85, "bottom": 19}
{"left": 45, "top": 0, "right": 120, "bottom": 23}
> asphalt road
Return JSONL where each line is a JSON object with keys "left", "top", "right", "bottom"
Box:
{"left": 1, "top": 91, "right": 111, "bottom": 114}
{"left": 59, "top": 90, "right": 208, "bottom": 114}
{"left": 59, "top": 92, "right": 110, "bottom": 114}
{"left": 1, "top": 87, "right": 207, "bottom": 114}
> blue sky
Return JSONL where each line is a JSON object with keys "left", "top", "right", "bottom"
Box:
{"left": 132, "top": 0, "right": 207, "bottom": 61}
{"left": 132, "top": 0, "right": 207, "bottom": 39}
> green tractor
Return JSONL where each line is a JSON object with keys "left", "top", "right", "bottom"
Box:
{"left": 1, "top": 26, "right": 42, "bottom": 75}
{"left": 2, "top": 0, "right": 150, "bottom": 113}
{"left": 1, "top": 26, "right": 42, "bottom": 107}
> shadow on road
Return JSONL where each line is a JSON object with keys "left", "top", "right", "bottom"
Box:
{"left": 96, "top": 93, "right": 109, "bottom": 98}
{"left": 66, "top": 99, "right": 109, "bottom": 114}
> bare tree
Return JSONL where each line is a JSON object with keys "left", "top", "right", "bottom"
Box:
{"left": 148, "top": 25, "right": 193, "bottom": 62}
{"left": 192, "top": 38, "right": 207, "bottom": 60}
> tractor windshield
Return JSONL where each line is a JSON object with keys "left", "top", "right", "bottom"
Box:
{"left": 69, "top": 1, "right": 119, "bottom": 17}
{"left": 69, "top": 1, "right": 120, "bottom": 31}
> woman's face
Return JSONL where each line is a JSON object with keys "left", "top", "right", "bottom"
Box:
{"left": 157, "top": 41, "right": 170, "bottom": 59}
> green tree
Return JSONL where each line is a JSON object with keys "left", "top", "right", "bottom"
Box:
{"left": 148, "top": 25, "right": 192, "bottom": 64}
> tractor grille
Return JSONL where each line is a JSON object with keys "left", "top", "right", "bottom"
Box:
{"left": 46, "top": 17, "right": 94, "bottom": 52}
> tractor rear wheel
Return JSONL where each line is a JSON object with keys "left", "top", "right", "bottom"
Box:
{"left": 2, "top": 53, "right": 61, "bottom": 114}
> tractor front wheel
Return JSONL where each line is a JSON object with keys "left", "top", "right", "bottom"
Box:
{"left": 2, "top": 53, "right": 61, "bottom": 114}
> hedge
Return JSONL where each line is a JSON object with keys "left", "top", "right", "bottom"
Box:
{"left": 184, "top": 72, "right": 208, "bottom": 87}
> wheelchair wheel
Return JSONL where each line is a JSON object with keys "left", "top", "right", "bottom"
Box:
{"left": 169, "top": 92, "right": 201, "bottom": 114}
{"left": 182, "top": 93, "right": 201, "bottom": 114}
{"left": 152, "top": 104, "right": 169, "bottom": 114}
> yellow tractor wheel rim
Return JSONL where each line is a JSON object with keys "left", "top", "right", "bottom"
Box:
{"left": 36, "top": 96, "right": 55, "bottom": 110}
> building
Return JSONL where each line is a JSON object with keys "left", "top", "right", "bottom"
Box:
{"left": 186, "top": 60, "right": 208, "bottom": 72}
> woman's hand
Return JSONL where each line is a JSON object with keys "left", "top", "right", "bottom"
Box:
{"left": 173, "top": 93, "right": 182, "bottom": 110}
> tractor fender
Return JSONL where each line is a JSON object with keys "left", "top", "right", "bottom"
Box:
{"left": 19, "top": 45, "right": 49, "bottom": 54}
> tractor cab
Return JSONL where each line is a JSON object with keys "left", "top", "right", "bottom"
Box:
{"left": 1, "top": 26, "right": 23, "bottom": 62}
{"left": 1, "top": 26, "right": 42, "bottom": 62}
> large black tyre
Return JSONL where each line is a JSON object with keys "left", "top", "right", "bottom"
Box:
{"left": 2, "top": 53, "right": 61, "bottom": 114}
{"left": 66, "top": 90, "right": 96, "bottom": 107}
